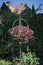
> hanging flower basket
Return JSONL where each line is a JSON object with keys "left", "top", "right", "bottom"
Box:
{"left": 9, "top": 25, "right": 34, "bottom": 43}
{"left": 8, "top": 17, "right": 35, "bottom": 65}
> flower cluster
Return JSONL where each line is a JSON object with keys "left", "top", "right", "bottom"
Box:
{"left": 9, "top": 25, "right": 34, "bottom": 43}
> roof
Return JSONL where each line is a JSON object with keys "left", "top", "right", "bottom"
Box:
{"left": 6, "top": 1, "right": 11, "bottom": 3}
{"left": 13, "top": 4, "right": 27, "bottom": 14}
{"left": 37, "top": 13, "right": 43, "bottom": 18}
{"left": 1, "top": 2, "right": 31, "bottom": 14}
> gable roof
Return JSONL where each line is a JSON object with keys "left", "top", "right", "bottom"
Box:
{"left": 1, "top": 2, "right": 31, "bottom": 14}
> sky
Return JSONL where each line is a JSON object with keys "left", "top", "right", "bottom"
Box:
{"left": 0, "top": 0, "right": 43, "bottom": 13}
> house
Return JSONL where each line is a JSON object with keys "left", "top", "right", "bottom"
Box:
{"left": 1, "top": 1, "right": 31, "bottom": 15}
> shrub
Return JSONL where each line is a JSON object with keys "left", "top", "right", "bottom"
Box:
{"left": 0, "top": 59, "right": 12, "bottom": 65}
{"left": 15, "top": 49, "right": 39, "bottom": 65}
{"left": 21, "top": 51, "right": 39, "bottom": 65}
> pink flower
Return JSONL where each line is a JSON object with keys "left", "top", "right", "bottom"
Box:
{"left": 13, "top": 26, "right": 18, "bottom": 32}
{"left": 9, "top": 25, "right": 34, "bottom": 43}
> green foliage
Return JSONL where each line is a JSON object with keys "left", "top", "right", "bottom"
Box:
{"left": 0, "top": 11, "right": 19, "bottom": 59}
{"left": 0, "top": 8, "right": 2, "bottom": 15}
{"left": 14, "top": 48, "right": 39, "bottom": 65}
{"left": 0, "top": 6, "right": 43, "bottom": 63}
{"left": 0, "top": 59, "right": 12, "bottom": 65}
{"left": 32, "top": 5, "right": 36, "bottom": 15}
{"left": 21, "top": 52, "right": 39, "bottom": 65}
{"left": 23, "top": 9, "right": 43, "bottom": 53}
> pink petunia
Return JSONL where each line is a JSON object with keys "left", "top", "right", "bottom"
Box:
{"left": 9, "top": 25, "right": 34, "bottom": 43}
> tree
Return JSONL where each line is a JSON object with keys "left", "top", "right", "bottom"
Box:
{"left": 32, "top": 5, "right": 36, "bottom": 15}
{"left": 0, "top": 11, "right": 19, "bottom": 60}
